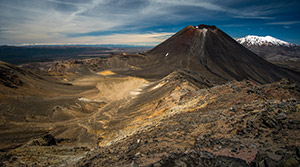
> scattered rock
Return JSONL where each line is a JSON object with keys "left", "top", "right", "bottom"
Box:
{"left": 262, "top": 114, "right": 277, "bottom": 128}
{"left": 280, "top": 157, "right": 299, "bottom": 167}
{"left": 42, "top": 134, "right": 56, "bottom": 146}
{"left": 275, "top": 150, "right": 284, "bottom": 155}
{"left": 148, "top": 151, "right": 250, "bottom": 167}
{"left": 276, "top": 113, "right": 287, "bottom": 120}
{"left": 27, "top": 134, "right": 56, "bottom": 146}
{"left": 130, "top": 161, "right": 139, "bottom": 167}
{"left": 296, "top": 147, "right": 300, "bottom": 158}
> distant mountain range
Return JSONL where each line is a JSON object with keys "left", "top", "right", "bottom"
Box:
{"left": 0, "top": 45, "right": 150, "bottom": 65}
{"left": 236, "top": 35, "right": 300, "bottom": 72}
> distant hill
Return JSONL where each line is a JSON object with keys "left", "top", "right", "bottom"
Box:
{"left": 0, "top": 46, "right": 112, "bottom": 64}
{"left": 0, "top": 45, "right": 151, "bottom": 65}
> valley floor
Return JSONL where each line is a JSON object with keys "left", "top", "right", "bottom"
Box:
{"left": 0, "top": 68, "right": 299, "bottom": 167}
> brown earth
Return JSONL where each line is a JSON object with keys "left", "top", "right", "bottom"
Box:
{"left": 1, "top": 63, "right": 299, "bottom": 166}
{"left": 0, "top": 25, "right": 300, "bottom": 166}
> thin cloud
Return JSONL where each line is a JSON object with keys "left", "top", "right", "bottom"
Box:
{"left": 20, "top": 32, "right": 174, "bottom": 46}
{"left": 266, "top": 21, "right": 300, "bottom": 25}
{"left": 47, "top": 0, "right": 87, "bottom": 6}
{"left": 1, "top": 0, "right": 300, "bottom": 45}
{"left": 222, "top": 24, "right": 246, "bottom": 27}
{"left": 232, "top": 16, "right": 274, "bottom": 19}
{"left": 151, "top": 0, "right": 226, "bottom": 11}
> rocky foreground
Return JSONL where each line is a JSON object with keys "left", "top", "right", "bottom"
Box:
{"left": 73, "top": 79, "right": 300, "bottom": 167}
{"left": 0, "top": 74, "right": 299, "bottom": 166}
{"left": 2, "top": 77, "right": 298, "bottom": 166}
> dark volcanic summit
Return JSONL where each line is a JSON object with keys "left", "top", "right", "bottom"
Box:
{"left": 142, "top": 24, "right": 300, "bottom": 84}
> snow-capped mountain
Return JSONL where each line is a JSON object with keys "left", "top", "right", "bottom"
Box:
{"left": 236, "top": 35, "right": 300, "bottom": 72}
{"left": 236, "top": 35, "right": 291, "bottom": 46}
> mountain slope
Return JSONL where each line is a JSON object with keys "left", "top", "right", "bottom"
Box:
{"left": 0, "top": 61, "right": 26, "bottom": 88}
{"left": 0, "top": 61, "right": 80, "bottom": 96}
{"left": 141, "top": 25, "right": 300, "bottom": 84}
{"left": 236, "top": 36, "right": 300, "bottom": 72}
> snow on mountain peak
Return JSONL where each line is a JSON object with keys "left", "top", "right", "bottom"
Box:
{"left": 236, "top": 35, "right": 291, "bottom": 46}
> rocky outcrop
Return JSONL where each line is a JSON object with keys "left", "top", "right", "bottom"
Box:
{"left": 0, "top": 61, "right": 25, "bottom": 88}
{"left": 148, "top": 151, "right": 250, "bottom": 167}
{"left": 27, "top": 134, "right": 56, "bottom": 146}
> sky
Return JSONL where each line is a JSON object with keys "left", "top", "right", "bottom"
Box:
{"left": 0, "top": 0, "right": 300, "bottom": 46}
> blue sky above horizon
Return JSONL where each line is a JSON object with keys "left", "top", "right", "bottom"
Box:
{"left": 0, "top": 0, "right": 300, "bottom": 46}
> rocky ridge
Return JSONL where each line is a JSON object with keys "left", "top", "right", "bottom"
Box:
{"left": 75, "top": 79, "right": 300, "bottom": 167}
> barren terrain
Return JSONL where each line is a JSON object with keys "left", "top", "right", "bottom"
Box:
{"left": 0, "top": 25, "right": 300, "bottom": 167}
